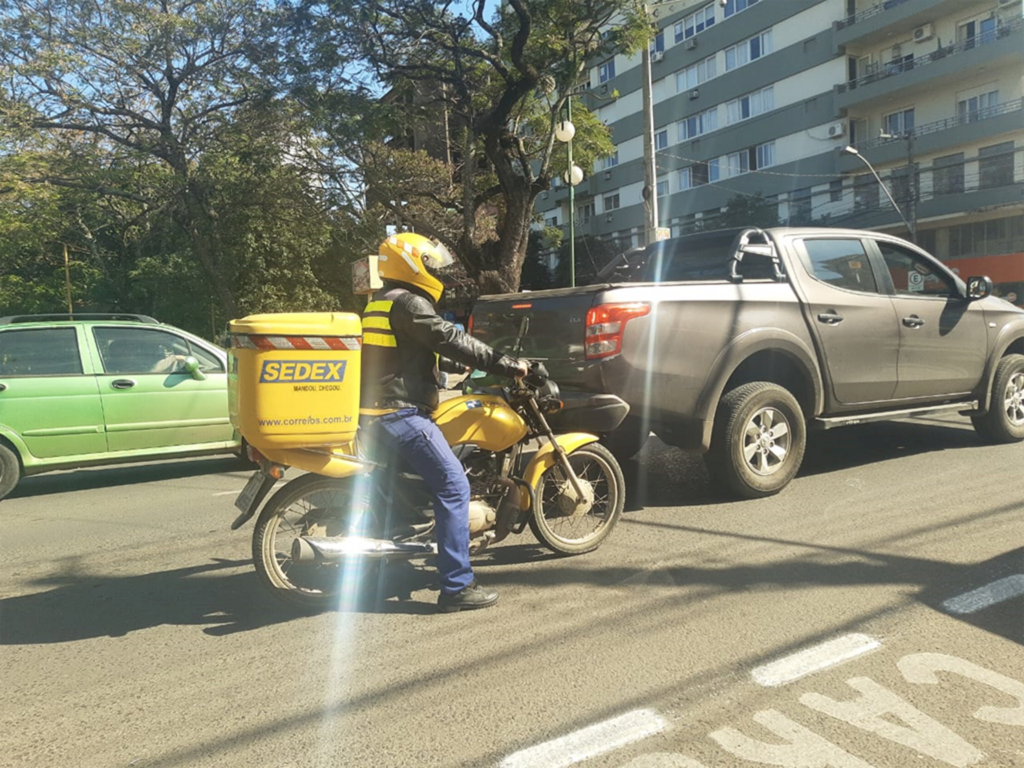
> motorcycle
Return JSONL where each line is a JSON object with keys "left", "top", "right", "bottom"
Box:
{"left": 230, "top": 346, "right": 629, "bottom": 611}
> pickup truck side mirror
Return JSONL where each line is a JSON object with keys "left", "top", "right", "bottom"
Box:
{"left": 965, "top": 276, "right": 993, "bottom": 301}
{"left": 182, "top": 356, "right": 207, "bottom": 381}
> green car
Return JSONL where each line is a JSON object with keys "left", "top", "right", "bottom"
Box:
{"left": 0, "top": 313, "right": 240, "bottom": 500}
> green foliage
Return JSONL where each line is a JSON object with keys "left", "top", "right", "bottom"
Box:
{"left": 552, "top": 235, "right": 632, "bottom": 287}
{"left": 715, "top": 193, "right": 782, "bottom": 230}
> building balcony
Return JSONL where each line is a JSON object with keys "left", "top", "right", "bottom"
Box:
{"left": 834, "top": 15, "right": 1024, "bottom": 112}
{"left": 834, "top": 0, "right": 993, "bottom": 48}
{"left": 838, "top": 98, "right": 1024, "bottom": 172}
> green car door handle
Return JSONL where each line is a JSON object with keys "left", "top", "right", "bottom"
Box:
{"left": 111, "top": 379, "right": 136, "bottom": 390}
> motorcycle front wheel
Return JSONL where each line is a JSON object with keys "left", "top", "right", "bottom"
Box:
{"left": 252, "top": 473, "right": 378, "bottom": 612}
{"left": 528, "top": 443, "right": 625, "bottom": 555}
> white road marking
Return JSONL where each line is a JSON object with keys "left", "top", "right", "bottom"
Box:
{"left": 942, "top": 575, "right": 1024, "bottom": 615}
{"left": 752, "top": 633, "right": 881, "bottom": 687}
{"left": 500, "top": 709, "right": 669, "bottom": 768}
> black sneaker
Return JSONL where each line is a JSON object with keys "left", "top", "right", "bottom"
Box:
{"left": 437, "top": 581, "right": 499, "bottom": 613}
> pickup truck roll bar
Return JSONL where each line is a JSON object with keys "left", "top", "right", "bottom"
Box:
{"left": 729, "top": 228, "right": 786, "bottom": 283}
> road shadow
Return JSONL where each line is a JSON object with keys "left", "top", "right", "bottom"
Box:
{"left": 0, "top": 555, "right": 458, "bottom": 644}
{"left": 622, "top": 418, "right": 985, "bottom": 509}
{"left": 0, "top": 539, "right": 576, "bottom": 643}
{"left": 800, "top": 417, "right": 983, "bottom": 476}
{"left": 9, "top": 455, "right": 250, "bottom": 500}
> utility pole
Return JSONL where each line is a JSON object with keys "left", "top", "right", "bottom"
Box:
{"left": 641, "top": 13, "right": 658, "bottom": 248}
{"left": 905, "top": 129, "right": 917, "bottom": 244}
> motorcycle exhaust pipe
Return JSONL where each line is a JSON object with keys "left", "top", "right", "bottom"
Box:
{"left": 292, "top": 536, "right": 436, "bottom": 563}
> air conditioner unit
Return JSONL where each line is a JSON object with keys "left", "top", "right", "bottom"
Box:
{"left": 913, "top": 23, "right": 935, "bottom": 42}
{"left": 684, "top": 38, "right": 698, "bottom": 51}
{"left": 604, "top": 170, "right": 612, "bottom": 180}
{"left": 605, "top": 214, "right": 614, "bottom": 223}
{"left": 541, "top": 191, "right": 549, "bottom": 199}
{"left": 689, "top": 89, "right": 700, "bottom": 100}
{"left": 651, "top": 51, "right": 665, "bottom": 63}
{"left": 827, "top": 121, "right": 847, "bottom": 138}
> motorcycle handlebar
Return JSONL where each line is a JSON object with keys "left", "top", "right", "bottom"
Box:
{"left": 524, "top": 361, "right": 549, "bottom": 388}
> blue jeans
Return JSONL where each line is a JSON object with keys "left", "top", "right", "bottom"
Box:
{"left": 373, "top": 408, "right": 473, "bottom": 595}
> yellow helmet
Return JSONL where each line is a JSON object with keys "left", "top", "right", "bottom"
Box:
{"left": 377, "top": 233, "right": 454, "bottom": 303}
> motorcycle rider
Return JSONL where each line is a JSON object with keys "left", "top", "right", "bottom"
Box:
{"left": 360, "top": 233, "right": 528, "bottom": 612}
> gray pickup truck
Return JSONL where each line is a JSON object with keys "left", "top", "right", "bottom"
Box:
{"left": 470, "top": 227, "right": 1024, "bottom": 498}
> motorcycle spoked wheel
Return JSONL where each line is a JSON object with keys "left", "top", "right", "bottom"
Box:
{"left": 252, "top": 473, "right": 384, "bottom": 612}
{"left": 528, "top": 443, "right": 625, "bottom": 555}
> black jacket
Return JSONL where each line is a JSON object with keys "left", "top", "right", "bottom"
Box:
{"left": 360, "top": 284, "right": 520, "bottom": 412}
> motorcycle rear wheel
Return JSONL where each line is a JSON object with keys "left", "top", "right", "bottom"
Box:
{"left": 528, "top": 443, "right": 625, "bottom": 555}
{"left": 252, "top": 473, "right": 379, "bottom": 612}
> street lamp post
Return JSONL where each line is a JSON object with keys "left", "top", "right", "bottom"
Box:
{"left": 556, "top": 106, "right": 583, "bottom": 287}
{"left": 842, "top": 145, "right": 915, "bottom": 240}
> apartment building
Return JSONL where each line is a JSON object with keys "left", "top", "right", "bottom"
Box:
{"left": 537, "top": 0, "right": 1024, "bottom": 302}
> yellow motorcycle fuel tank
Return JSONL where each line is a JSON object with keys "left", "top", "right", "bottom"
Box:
{"left": 433, "top": 395, "right": 528, "bottom": 451}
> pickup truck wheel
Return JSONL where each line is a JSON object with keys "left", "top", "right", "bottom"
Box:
{"left": 0, "top": 442, "right": 21, "bottom": 501}
{"left": 971, "top": 354, "right": 1024, "bottom": 444}
{"left": 705, "top": 382, "right": 806, "bottom": 499}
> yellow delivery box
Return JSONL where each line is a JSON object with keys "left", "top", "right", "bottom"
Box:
{"left": 228, "top": 312, "right": 362, "bottom": 450}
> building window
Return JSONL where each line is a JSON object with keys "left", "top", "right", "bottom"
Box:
{"left": 655, "top": 129, "right": 669, "bottom": 151}
{"left": 656, "top": 176, "right": 669, "bottom": 197}
{"left": 958, "top": 16, "right": 997, "bottom": 48}
{"left": 601, "top": 150, "right": 619, "bottom": 170}
{"left": 725, "top": 142, "right": 774, "bottom": 177}
{"left": 854, "top": 174, "right": 879, "bottom": 211}
{"left": 604, "top": 193, "right": 620, "bottom": 211}
{"left": 725, "top": 85, "right": 774, "bottom": 125}
{"left": 680, "top": 162, "right": 714, "bottom": 190}
{"left": 675, "top": 55, "right": 717, "bottom": 91}
{"left": 932, "top": 153, "right": 964, "bottom": 195}
{"left": 650, "top": 31, "right": 665, "bottom": 54}
{"left": 883, "top": 108, "right": 914, "bottom": 136}
{"left": 599, "top": 59, "right": 616, "bottom": 83}
{"left": 958, "top": 90, "right": 999, "bottom": 123}
{"left": 725, "top": 29, "right": 772, "bottom": 71}
{"left": 979, "top": 142, "right": 1015, "bottom": 189}
{"left": 545, "top": 215, "right": 559, "bottom": 227}
{"left": 675, "top": 3, "right": 716, "bottom": 42}
{"left": 723, "top": 0, "right": 760, "bottom": 18}
{"left": 677, "top": 107, "right": 718, "bottom": 141}
{"left": 576, "top": 201, "right": 595, "bottom": 222}
{"left": 829, "top": 179, "right": 843, "bottom": 202}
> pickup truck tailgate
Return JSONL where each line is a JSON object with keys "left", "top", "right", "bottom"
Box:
{"left": 471, "top": 285, "right": 609, "bottom": 387}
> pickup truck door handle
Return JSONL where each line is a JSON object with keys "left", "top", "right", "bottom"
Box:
{"left": 817, "top": 312, "right": 844, "bottom": 325}
{"left": 902, "top": 315, "right": 926, "bottom": 328}
{"left": 111, "top": 379, "right": 136, "bottom": 390}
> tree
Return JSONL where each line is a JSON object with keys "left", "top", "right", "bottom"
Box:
{"left": 552, "top": 234, "right": 631, "bottom": 287}
{"left": 285, "top": 0, "right": 650, "bottom": 293}
{"left": 0, "top": 0, "right": 279, "bottom": 317}
{"left": 715, "top": 193, "right": 782, "bottom": 230}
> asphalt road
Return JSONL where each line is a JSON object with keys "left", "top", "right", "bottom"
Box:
{"left": 1, "top": 414, "right": 1022, "bottom": 768}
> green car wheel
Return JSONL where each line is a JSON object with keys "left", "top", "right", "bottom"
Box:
{"left": 0, "top": 442, "right": 21, "bottom": 501}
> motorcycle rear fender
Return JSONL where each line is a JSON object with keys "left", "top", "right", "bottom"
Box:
{"left": 258, "top": 443, "right": 369, "bottom": 479}
{"left": 519, "top": 432, "right": 600, "bottom": 511}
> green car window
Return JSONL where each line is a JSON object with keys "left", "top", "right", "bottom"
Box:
{"left": 0, "top": 328, "right": 83, "bottom": 376}
{"left": 94, "top": 327, "right": 192, "bottom": 374}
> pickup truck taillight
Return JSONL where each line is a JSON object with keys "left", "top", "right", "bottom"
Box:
{"left": 585, "top": 303, "right": 650, "bottom": 359}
